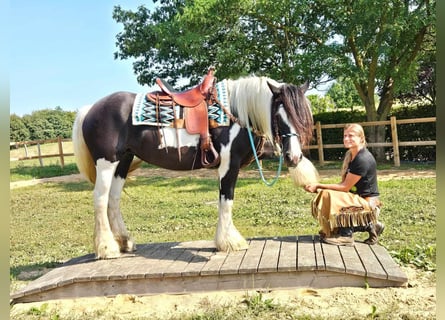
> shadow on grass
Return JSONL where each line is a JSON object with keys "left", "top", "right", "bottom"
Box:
{"left": 10, "top": 163, "right": 79, "bottom": 181}
{"left": 10, "top": 261, "right": 64, "bottom": 282}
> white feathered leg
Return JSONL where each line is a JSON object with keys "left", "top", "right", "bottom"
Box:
{"left": 215, "top": 195, "right": 249, "bottom": 252}
{"left": 93, "top": 159, "right": 121, "bottom": 259}
{"left": 108, "top": 175, "right": 136, "bottom": 253}
{"left": 215, "top": 129, "right": 249, "bottom": 252}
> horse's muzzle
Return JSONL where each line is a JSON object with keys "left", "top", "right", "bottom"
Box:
{"left": 285, "top": 152, "right": 303, "bottom": 167}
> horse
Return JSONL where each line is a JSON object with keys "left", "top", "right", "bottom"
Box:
{"left": 72, "top": 71, "right": 317, "bottom": 259}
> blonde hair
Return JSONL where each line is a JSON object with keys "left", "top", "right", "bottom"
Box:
{"left": 340, "top": 123, "right": 367, "bottom": 181}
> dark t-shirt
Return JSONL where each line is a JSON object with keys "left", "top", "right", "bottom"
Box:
{"left": 347, "top": 148, "right": 379, "bottom": 197}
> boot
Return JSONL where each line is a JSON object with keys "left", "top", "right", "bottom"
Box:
{"left": 364, "top": 222, "right": 385, "bottom": 245}
{"left": 323, "top": 227, "right": 354, "bottom": 246}
{"left": 323, "top": 236, "right": 355, "bottom": 246}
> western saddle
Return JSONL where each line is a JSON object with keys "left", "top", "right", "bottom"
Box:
{"left": 146, "top": 66, "right": 220, "bottom": 168}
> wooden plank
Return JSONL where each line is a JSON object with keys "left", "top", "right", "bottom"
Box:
{"left": 11, "top": 238, "right": 409, "bottom": 304}
{"left": 277, "top": 236, "right": 297, "bottom": 272}
{"left": 297, "top": 235, "right": 316, "bottom": 271}
{"left": 200, "top": 252, "right": 228, "bottom": 276}
{"left": 371, "top": 245, "right": 408, "bottom": 283}
{"left": 181, "top": 242, "right": 217, "bottom": 277}
{"left": 354, "top": 243, "right": 387, "bottom": 280}
{"left": 390, "top": 116, "right": 400, "bottom": 167}
{"left": 219, "top": 249, "right": 248, "bottom": 275}
{"left": 128, "top": 242, "right": 177, "bottom": 279}
{"left": 257, "top": 239, "right": 281, "bottom": 273}
{"left": 163, "top": 247, "right": 199, "bottom": 278}
{"left": 321, "top": 242, "right": 345, "bottom": 273}
{"left": 313, "top": 235, "right": 326, "bottom": 270}
{"left": 339, "top": 246, "right": 366, "bottom": 277}
{"left": 238, "top": 238, "right": 266, "bottom": 274}
{"left": 161, "top": 240, "right": 215, "bottom": 277}
{"left": 88, "top": 259, "right": 119, "bottom": 281}
{"left": 124, "top": 243, "right": 169, "bottom": 279}
{"left": 153, "top": 246, "right": 188, "bottom": 278}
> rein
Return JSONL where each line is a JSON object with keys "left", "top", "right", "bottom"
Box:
{"left": 246, "top": 122, "right": 283, "bottom": 186}
{"left": 211, "top": 86, "right": 285, "bottom": 187}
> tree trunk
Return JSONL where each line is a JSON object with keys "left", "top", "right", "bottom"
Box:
{"left": 358, "top": 77, "right": 394, "bottom": 162}
{"left": 367, "top": 125, "right": 387, "bottom": 161}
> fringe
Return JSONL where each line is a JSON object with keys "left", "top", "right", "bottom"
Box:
{"left": 328, "top": 208, "right": 378, "bottom": 229}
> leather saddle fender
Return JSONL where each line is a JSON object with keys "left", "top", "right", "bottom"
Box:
{"left": 146, "top": 67, "right": 220, "bottom": 168}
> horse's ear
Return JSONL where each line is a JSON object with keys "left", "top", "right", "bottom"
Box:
{"left": 267, "top": 81, "right": 281, "bottom": 96}
{"left": 300, "top": 81, "right": 310, "bottom": 93}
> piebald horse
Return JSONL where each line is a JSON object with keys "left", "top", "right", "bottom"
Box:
{"left": 72, "top": 74, "right": 316, "bottom": 259}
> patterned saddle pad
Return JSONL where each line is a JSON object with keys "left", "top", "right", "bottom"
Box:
{"left": 132, "top": 80, "right": 231, "bottom": 127}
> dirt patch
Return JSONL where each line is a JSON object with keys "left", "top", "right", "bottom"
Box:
{"left": 9, "top": 167, "right": 436, "bottom": 189}
{"left": 10, "top": 266, "right": 436, "bottom": 319}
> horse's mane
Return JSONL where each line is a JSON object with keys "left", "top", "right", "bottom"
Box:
{"left": 227, "top": 76, "right": 282, "bottom": 143}
{"left": 279, "top": 83, "right": 314, "bottom": 147}
{"left": 227, "top": 76, "right": 313, "bottom": 146}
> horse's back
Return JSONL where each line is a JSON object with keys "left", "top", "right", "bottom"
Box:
{"left": 81, "top": 91, "right": 137, "bottom": 159}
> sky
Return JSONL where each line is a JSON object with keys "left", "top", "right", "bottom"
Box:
{"left": 10, "top": 1, "right": 156, "bottom": 116}
{"left": 9, "top": 1, "right": 327, "bottom": 117}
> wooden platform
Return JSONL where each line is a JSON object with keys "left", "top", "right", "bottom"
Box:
{"left": 11, "top": 235, "right": 408, "bottom": 303}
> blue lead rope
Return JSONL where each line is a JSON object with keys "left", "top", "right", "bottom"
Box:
{"left": 246, "top": 124, "right": 283, "bottom": 187}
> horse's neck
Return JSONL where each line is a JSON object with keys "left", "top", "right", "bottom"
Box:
{"left": 227, "top": 77, "right": 274, "bottom": 142}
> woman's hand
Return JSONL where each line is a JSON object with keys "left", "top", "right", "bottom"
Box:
{"left": 304, "top": 183, "right": 319, "bottom": 193}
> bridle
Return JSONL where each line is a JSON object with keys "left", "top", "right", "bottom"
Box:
{"left": 271, "top": 99, "right": 304, "bottom": 161}
{"left": 210, "top": 83, "right": 303, "bottom": 184}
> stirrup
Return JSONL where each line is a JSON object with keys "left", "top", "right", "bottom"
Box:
{"left": 201, "top": 142, "right": 220, "bottom": 168}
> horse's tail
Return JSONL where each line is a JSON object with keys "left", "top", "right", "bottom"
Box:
{"left": 72, "top": 104, "right": 143, "bottom": 185}
{"left": 72, "top": 105, "right": 97, "bottom": 184}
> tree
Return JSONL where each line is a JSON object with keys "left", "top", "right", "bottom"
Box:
{"left": 113, "top": 0, "right": 334, "bottom": 86}
{"left": 307, "top": 94, "right": 335, "bottom": 114}
{"left": 318, "top": 0, "right": 435, "bottom": 159}
{"left": 395, "top": 27, "right": 436, "bottom": 106}
{"left": 113, "top": 0, "right": 435, "bottom": 159}
{"left": 10, "top": 108, "right": 77, "bottom": 142}
{"left": 326, "top": 78, "right": 362, "bottom": 111}
{"left": 10, "top": 114, "right": 30, "bottom": 142}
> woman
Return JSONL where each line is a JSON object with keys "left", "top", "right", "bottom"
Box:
{"left": 304, "top": 123, "right": 384, "bottom": 246}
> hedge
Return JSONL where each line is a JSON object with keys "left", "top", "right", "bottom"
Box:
{"left": 308, "top": 103, "right": 436, "bottom": 163}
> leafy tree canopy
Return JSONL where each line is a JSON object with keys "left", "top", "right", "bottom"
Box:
{"left": 10, "top": 108, "right": 76, "bottom": 142}
{"left": 113, "top": 0, "right": 435, "bottom": 155}
{"left": 326, "top": 78, "right": 362, "bottom": 111}
{"left": 113, "top": 0, "right": 434, "bottom": 97}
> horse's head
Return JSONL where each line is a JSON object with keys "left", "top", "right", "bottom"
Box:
{"left": 267, "top": 81, "right": 314, "bottom": 167}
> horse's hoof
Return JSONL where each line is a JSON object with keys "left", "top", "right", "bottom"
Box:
{"left": 96, "top": 242, "right": 122, "bottom": 259}
{"left": 122, "top": 239, "right": 136, "bottom": 253}
{"left": 232, "top": 240, "right": 249, "bottom": 251}
{"left": 216, "top": 238, "right": 249, "bottom": 252}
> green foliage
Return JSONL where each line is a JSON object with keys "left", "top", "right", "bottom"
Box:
{"left": 307, "top": 94, "right": 335, "bottom": 114}
{"left": 112, "top": 0, "right": 435, "bottom": 125}
{"left": 326, "top": 78, "right": 362, "bottom": 111}
{"left": 389, "top": 104, "right": 436, "bottom": 162}
{"left": 308, "top": 104, "right": 435, "bottom": 162}
{"left": 10, "top": 114, "right": 31, "bottom": 142}
{"left": 242, "top": 292, "right": 278, "bottom": 315}
{"left": 10, "top": 108, "right": 76, "bottom": 142}
{"left": 390, "top": 244, "right": 436, "bottom": 271}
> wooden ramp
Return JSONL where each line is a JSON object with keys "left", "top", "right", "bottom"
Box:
{"left": 11, "top": 236, "right": 408, "bottom": 303}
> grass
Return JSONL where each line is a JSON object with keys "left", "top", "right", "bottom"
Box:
{"left": 10, "top": 140, "right": 436, "bottom": 181}
{"left": 9, "top": 156, "right": 436, "bottom": 319}
{"left": 10, "top": 169, "right": 435, "bottom": 280}
{"left": 10, "top": 140, "right": 77, "bottom": 181}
